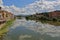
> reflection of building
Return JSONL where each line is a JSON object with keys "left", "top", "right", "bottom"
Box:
{"left": 0, "top": 7, "right": 14, "bottom": 23}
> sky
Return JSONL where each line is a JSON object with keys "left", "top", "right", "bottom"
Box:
{"left": 0, "top": 0, "right": 60, "bottom": 15}
{"left": 3, "top": 0, "right": 37, "bottom": 7}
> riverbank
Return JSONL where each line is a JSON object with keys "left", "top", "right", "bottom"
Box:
{"left": 0, "top": 19, "right": 15, "bottom": 36}
{"left": 25, "top": 16, "right": 60, "bottom": 26}
{"left": 39, "top": 20, "right": 60, "bottom": 26}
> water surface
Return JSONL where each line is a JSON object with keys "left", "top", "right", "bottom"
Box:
{"left": 4, "top": 18, "right": 60, "bottom": 40}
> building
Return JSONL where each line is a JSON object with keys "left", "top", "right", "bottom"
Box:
{"left": 49, "top": 10, "right": 60, "bottom": 18}
{"left": 0, "top": 7, "right": 14, "bottom": 24}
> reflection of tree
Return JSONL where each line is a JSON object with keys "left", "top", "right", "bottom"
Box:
{"left": 0, "top": 35, "right": 4, "bottom": 40}
{"left": 40, "top": 34, "right": 44, "bottom": 40}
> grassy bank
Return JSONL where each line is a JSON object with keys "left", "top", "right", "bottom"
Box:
{"left": 36, "top": 20, "right": 60, "bottom": 26}
{"left": 46, "top": 21, "right": 60, "bottom": 26}
{"left": 0, "top": 19, "right": 15, "bottom": 36}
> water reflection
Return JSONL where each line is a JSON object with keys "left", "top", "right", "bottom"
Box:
{"left": 3, "top": 19, "right": 60, "bottom": 40}
{"left": 4, "top": 26, "right": 41, "bottom": 40}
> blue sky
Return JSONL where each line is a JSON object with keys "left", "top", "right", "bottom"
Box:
{"left": 3, "top": 0, "right": 37, "bottom": 7}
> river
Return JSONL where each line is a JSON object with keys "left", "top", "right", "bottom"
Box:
{"left": 3, "top": 18, "right": 60, "bottom": 40}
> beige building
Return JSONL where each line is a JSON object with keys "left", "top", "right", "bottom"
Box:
{"left": 0, "top": 7, "right": 14, "bottom": 22}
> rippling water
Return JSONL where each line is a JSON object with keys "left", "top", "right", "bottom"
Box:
{"left": 4, "top": 18, "right": 60, "bottom": 40}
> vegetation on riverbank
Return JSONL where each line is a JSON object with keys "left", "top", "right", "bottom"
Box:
{"left": 16, "top": 15, "right": 22, "bottom": 19}
{"left": 0, "top": 7, "right": 15, "bottom": 36}
{"left": 0, "top": 19, "right": 15, "bottom": 36}
{"left": 25, "top": 11, "right": 60, "bottom": 26}
{"left": 26, "top": 17, "right": 60, "bottom": 26}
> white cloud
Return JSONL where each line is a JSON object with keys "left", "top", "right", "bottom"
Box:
{"left": 22, "top": 0, "right": 60, "bottom": 14}
{"left": 0, "top": 0, "right": 60, "bottom": 15}
{"left": 0, "top": 0, "right": 3, "bottom": 5}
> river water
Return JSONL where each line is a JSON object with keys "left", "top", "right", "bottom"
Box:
{"left": 3, "top": 18, "right": 60, "bottom": 40}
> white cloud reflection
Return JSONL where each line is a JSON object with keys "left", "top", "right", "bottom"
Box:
{"left": 10, "top": 19, "right": 60, "bottom": 37}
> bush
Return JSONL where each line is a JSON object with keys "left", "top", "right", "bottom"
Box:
{"left": 52, "top": 18, "right": 57, "bottom": 21}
